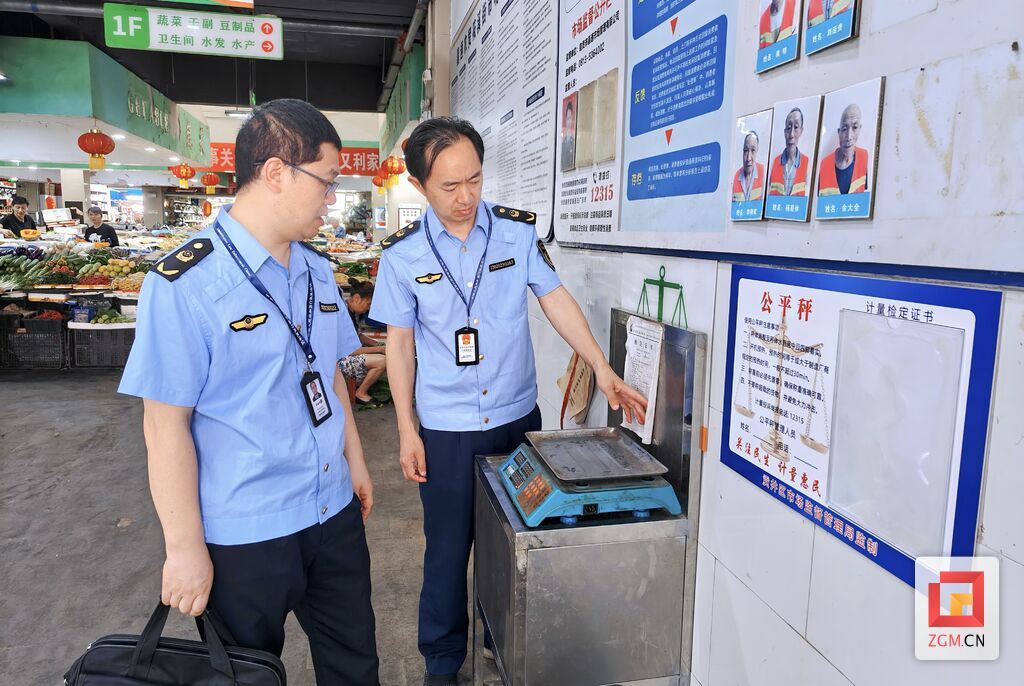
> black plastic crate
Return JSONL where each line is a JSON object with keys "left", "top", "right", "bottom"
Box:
{"left": 1, "top": 331, "right": 66, "bottom": 369}
{"left": 0, "top": 312, "right": 21, "bottom": 332}
{"left": 22, "top": 317, "right": 64, "bottom": 333}
{"left": 71, "top": 327, "right": 136, "bottom": 368}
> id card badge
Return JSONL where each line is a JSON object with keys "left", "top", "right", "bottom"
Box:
{"left": 455, "top": 326, "right": 480, "bottom": 366}
{"left": 301, "top": 370, "right": 333, "bottom": 426}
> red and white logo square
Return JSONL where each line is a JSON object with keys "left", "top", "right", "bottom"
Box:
{"left": 916, "top": 557, "right": 998, "bottom": 660}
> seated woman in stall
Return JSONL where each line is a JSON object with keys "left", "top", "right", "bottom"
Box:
{"left": 339, "top": 278, "right": 387, "bottom": 405}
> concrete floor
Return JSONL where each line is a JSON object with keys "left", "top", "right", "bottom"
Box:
{"left": 0, "top": 369, "right": 499, "bottom": 685}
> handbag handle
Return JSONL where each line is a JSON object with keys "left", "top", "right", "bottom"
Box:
{"left": 126, "top": 602, "right": 236, "bottom": 682}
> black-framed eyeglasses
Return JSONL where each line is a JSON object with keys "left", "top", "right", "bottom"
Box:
{"left": 253, "top": 160, "right": 340, "bottom": 198}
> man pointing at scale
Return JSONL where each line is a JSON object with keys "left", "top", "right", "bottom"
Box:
{"left": 370, "top": 117, "right": 648, "bottom": 686}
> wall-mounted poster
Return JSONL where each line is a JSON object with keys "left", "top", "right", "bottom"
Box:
{"left": 721, "top": 265, "right": 1001, "bottom": 585}
{"left": 815, "top": 76, "right": 884, "bottom": 220}
{"left": 805, "top": 0, "right": 858, "bottom": 55}
{"left": 450, "top": 0, "right": 559, "bottom": 239}
{"left": 554, "top": 0, "right": 626, "bottom": 238}
{"left": 756, "top": 0, "right": 802, "bottom": 73}
{"left": 765, "top": 94, "right": 822, "bottom": 222}
{"left": 730, "top": 109, "right": 773, "bottom": 222}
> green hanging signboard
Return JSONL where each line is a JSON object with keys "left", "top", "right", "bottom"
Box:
{"left": 153, "top": 1, "right": 254, "bottom": 8}
{"left": 103, "top": 3, "right": 283, "bottom": 60}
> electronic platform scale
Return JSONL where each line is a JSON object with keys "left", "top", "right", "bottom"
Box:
{"left": 497, "top": 427, "right": 682, "bottom": 527}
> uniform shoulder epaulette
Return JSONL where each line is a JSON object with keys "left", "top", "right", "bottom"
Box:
{"left": 492, "top": 205, "right": 536, "bottom": 225}
{"left": 155, "top": 238, "right": 214, "bottom": 281}
{"left": 299, "top": 240, "right": 339, "bottom": 266}
{"left": 381, "top": 220, "right": 420, "bottom": 249}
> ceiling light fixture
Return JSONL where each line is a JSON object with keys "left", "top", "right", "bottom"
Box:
{"left": 224, "top": 109, "right": 251, "bottom": 119}
{"left": 0, "top": 72, "right": 7, "bottom": 81}
{"left": 144, "top": 147, "right": 156, "bottom": 152}
{"left": 112, "top": 134, "right": 126, "bottom": 141}
{"left": 169, "top": 156, "right": 180, "bottom": 162}
{"left": 112, "top": 162, "right": 123, "bottom": 166}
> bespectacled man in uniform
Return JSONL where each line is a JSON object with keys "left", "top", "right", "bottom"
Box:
{"left": 119, "top": 99, "right": 379, "bottom": 684}
{"left": 370, "top": 117, "right": 647, "bottom": 686}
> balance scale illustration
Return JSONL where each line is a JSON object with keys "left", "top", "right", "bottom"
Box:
{"left": 733, "top": 312, "right": 830, "bottom": 461}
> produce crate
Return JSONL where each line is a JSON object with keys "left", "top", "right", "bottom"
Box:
{"left": 70, "top": 325, "right": 136, "bottom": 368}
{"left": 0, "top": 312, "right": 21, "bottom": 332}
{"left": 22, "top": 317, "right": 64, "bottom": 333}
{"left": 1, "top": 330, "right": 67, "bottom": 369}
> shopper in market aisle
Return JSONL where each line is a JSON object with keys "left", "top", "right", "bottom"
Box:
{"left": 369, "top": 117, "right": 648, "bottom": 686}
{"left": 1, "top": 195, "right": 37, "bottom": 238}
{"left": 83, "top": 206, "right": 120, "bottom": 246}
{"left": 118, "top": 99, "right": 379, "bottom": 685}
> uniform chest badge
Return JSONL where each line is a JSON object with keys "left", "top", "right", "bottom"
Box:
{"left": 416, "top": 273, "right": 444, "bottom": 284}
{"left": 230, "top": 313, "right": 269, "bottom": 332}
{"left": 488, "top": 258, "right": 516, "bottom": 272}
{"left": 319, "top": 302, "right": 340, "bottom": 312}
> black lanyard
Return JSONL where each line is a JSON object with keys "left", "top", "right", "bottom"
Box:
{"left": 214, "top": 222, "right": 317, "bottom": 368}
{"left": 423, "top": 208, "right": 493, "bottom": 325}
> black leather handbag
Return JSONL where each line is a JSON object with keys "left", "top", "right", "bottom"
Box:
{"left": 64, "top": 602, "right": 286, "bottom": 685}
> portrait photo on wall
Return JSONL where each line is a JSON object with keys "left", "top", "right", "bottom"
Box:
{"left": 805, "top": 0, "right": 859, "bottom": 55}
{"left": 730, "top": 109, "right": 774, "bottom": 222}
{"left": 815, "top": 76, "right": 885, "bottom": 220}
{"left": 561, "top": 92, "right": 579, "bottom": 172}
{"left": 765, "top": 94, "right": 823, "bottom": 222}
{"left": 575, "top": 81, "right": 597, "bottom": 169}
{"left": 593, "top": 68, "right": 619, "bottom": 164}
{"left": 756, "top": 0, "right": 803, "bottom": 74}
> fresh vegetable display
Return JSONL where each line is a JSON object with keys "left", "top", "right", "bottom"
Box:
{"left": 92, "top": 309, "right": 133, "bottom": 324}
{"left": 34, "top": 310, "right": 65, "bottom": 321}
{"left": 112, "top": 273, "right": 146, "bottom": 292}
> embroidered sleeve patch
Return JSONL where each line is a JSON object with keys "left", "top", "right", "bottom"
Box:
{"left": 537, "top": 240, "right": 556, "bottom": 272}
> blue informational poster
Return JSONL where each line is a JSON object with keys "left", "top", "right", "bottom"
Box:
{"left": 721, "top": 266, "right": 1001, "bottom": 586}
{"left": 805, "top": 0, "right": 857, "bottom": 56}
{"left": 619, "top": 0, "right": 737, "bottom": 235}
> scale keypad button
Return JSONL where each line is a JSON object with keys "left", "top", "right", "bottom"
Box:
{"left": 517, "top": 476, "right": 552, "bottom": 516}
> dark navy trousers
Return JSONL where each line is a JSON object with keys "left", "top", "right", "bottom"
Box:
{"left": 206, "top": 496, "right": 379, "bottom": 685}
{"left": 418, "top": 406, "right": 542, "bottom": 675}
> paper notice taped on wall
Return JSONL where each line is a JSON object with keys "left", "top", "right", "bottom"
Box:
{"left": 622, "top": 315, "right": 664, "bottom": 444}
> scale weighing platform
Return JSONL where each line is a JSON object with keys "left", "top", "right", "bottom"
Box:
{"left": 498, "top": 428, "right": 682, "bottom": 527}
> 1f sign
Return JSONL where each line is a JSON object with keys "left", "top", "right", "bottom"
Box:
{"left": 112, "top": 14, "right": 144, "bottom": 37}
{"left": 104, "top": 4, "right": 150, "bottom": 50}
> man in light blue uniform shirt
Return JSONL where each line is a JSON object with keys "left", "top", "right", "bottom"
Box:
{"left": 370, "top": 117, "right": 647, "bottom": 686}
{"left": 119, "top": 99, "right": 379, "bottom": 684}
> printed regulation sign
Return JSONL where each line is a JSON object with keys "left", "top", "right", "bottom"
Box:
{"left": 103, "top": 3, "right": 283, "bottom": 60}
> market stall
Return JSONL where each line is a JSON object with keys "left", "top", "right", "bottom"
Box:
{"left": 0, "top": 228, "right": 383, "bottom": 370}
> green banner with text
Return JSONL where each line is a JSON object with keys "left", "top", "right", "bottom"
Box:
{"left": 103, "top": 3, "right": 282, "bottom": 60}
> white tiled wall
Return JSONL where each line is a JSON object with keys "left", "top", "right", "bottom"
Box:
{"left": 530, "top": 244, "right": 1023, "bottom": 685}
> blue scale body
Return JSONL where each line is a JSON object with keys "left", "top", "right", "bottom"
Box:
{"left": 499, "top": 444, "right": 683, "bottom": 528}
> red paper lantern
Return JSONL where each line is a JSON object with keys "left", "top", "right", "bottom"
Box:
{"left": 171, "top": 163, "right": 196, "bottom": 189}
{"left": 372, "top": 175, "right": 385, "bottom": 195}
{"left": 78, "top": 129, "right": 116, "bottom": 170}
{"left": 201, "top": 173, "right": 220, "bottom": 195}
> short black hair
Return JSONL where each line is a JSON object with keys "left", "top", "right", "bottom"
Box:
{"left": 11, "top": 196, "right": 28, "bottom": 206}
{"left": 405, "top": 117, "right": 484, "bottom": 182}
{"left": 348, "top": 278, "right": 375, "bottom": 299}
{"left": 87, "top": 206, "right": 103, "bottom": 215}
{"left": 235, "top": 99, "right": 342, "bottom": 190}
